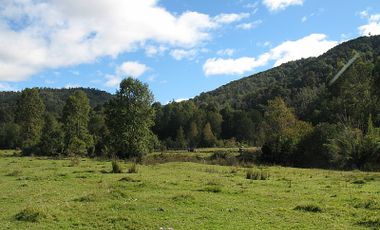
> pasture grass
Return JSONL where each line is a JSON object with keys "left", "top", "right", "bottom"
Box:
{"left": 0, "top": 149, "right": 379, "bottom": 229}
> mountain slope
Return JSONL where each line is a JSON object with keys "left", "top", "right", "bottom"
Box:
{"left": 193, "top": 35, "right": 380, "bottom": 120}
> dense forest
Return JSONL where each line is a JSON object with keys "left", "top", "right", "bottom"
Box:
{"left": 0, "top": 35, "right": 380, "bottom": 170}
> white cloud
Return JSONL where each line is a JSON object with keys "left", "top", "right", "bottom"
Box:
{"left": 170, "top": 49, "right": 198, "bottom": 60}
{"left": 175, "top": 98, "right": 188, "bottom": 102}
{"left": 203, "top": 33, "right": 337, "bottom": 76}
{"left": 237, "top": 20, "right": 262, "bottom": 30}
{"left": 116, "top": 61, "right": 149, "bottom": 78}
{"left": 267, "top": 33, "right": 337, "bottom": 67}
{"left": 301, "top": 16, "right": 307, "bottom": 22}
{"left": 214, "top": 13, "right": 250, "bottom": 24}
{"left": 0, "top": 0, "right": 222, "bottom": 82}
{"left": 359, "top": 13, "right": 380, "bottom": 36}
{"left": 217, "top": 49, "right": 235, "bottom": 56}
{"left": 203, "top": 57, "right": 266, "bottom": 76}
{"left": 145, "top": 45, "right": 167, "bottom": 57}
{"left": 263, "top": 0, "right": 304, "bottom": 12}
{"left": 104, "top": 74, "right": 121, "bottom": 88}
{"left": 105, "top": 61, "right": 149, "bottom": 87}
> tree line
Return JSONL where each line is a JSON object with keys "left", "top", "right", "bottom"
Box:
{"left": 0, "top": 36, "right": 380, "bottom": 170}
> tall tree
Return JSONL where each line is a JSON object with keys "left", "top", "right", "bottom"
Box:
{"left": 187, "top": 121, "right": 199, "bottom": 148}
{"left": 201, "top": 122, "right": 217, "bottom": 147}
{"left": 105, "top": 77, "right": 156, "bottom": 159}
{"left": 62, "top": 90, "right": 93, "bottom": 156}
{"left": 175, "top": 126, "right": 187, "bottom": 149}
{"left": 16, "top": 88, "right": 45, "bottom": 154}
{"left": 39, "top": 113, "right": 64, "bottom": 156}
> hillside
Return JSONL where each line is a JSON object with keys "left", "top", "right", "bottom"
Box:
{"left": 0, "top": 88, "right": 112, "bottom": 123}
{"left": 193, "top": 35, "right": 380, "bottom": 122}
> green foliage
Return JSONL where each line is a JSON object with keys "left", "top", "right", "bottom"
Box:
{"left": 63, "top": 90, "right": 94, "bottom": 156}
{"left": 0, "top": 122, "right": 21, "bottom": 149}
{"left": 39, "top": 113, "right": 64, "bottom": 156}
{"left": 260, "top": 98, "right": 313, "bottom": 165}
{"left": 201, "top": 122, "right": 217, "bottom": 147}
{"left": 187, "top": 121, "right": 199, "bottom": 148}
{"left": 105, "top": 77, "right": 156, "bottom": 159}
{"left": 67, "top": 137, "right": 87, "bottom": 156}
{"left": 175, "top": 126, "right": 187, "bottom": 149}
{"left": 17, "top": 88, "right": 45, "bottom": 154}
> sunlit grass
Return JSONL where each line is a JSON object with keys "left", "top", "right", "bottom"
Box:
{"left": 0, "top": 150, "right": 379, "bottom": 229}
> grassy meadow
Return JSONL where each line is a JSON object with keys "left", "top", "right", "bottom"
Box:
{"left": 0, "top": 149, "right": 379, "bottom": 229}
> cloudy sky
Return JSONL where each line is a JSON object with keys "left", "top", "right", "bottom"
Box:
{"left": 0, "top": 0, "right": 379, "bottom": 103}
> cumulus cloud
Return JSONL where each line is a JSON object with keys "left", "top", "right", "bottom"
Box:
{"left": 170, "top": 49, "right": 198, "bottom": 60}
{"left": 104, "top": 74, "right": 121, "bottom": 88}
{"left": 203, "top": 33, "right": 337, "bottom": 76}
{"left": 214, "top": 13, "right": 250, "bottom": 24}
{"left": 0, "top": 0, "right": 226, "bottom": 82}
{"left": 105, "top": 61, "right": 149, "bottom": 87}
{"left": 263, "top": 0, "right": 304, "bottom": 12}
{"left": 116, "top": 62, "right": 149, "bottom": 78}
{"left": 359, "top": 13, "right": 380, "bottom": 36}
{"left": 203, "top": 57, "right": 268, "bottom": 76}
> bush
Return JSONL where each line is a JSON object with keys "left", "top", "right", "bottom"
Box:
{"left": 111, "top": 159, "right": 122, "bottom": 173}
{"left": 210, "top": 151, "right": 229, "bottom": 160}
{"left": 246, "top": 169, "right": 269, "bottom": 180}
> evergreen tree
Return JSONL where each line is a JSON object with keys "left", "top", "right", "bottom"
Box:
{"left": 175, "top": 126, "right": 187, "bottom": 149}
{"left": 202, "top": 122, "right": 217, "bottom": 147}
{"left": 187, "top": 121, "right": 199, "bottom": 148}
{"left": 39, "top": 113, "right": 64, "bottom": 156}
{"left": 16, "top": 88, "right": 45, "bottom": 154}
{"left": 62, "top": 90, "right": 93, "bottom": 156}
{"left": 105, "top": 77, "right": 156, "bottom": 159}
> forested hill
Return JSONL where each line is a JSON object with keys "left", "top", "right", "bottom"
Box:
{"left": 0, "top": 88, "right": 112, "bottom": 122}
{"left": 193, "top": 35, "right": 380, "bottom": 121}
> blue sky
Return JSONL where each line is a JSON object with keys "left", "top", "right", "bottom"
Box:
{"left": 0, "top": 0, "right": 379, "bottom": 103}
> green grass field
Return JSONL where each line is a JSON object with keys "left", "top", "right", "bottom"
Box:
{"left": 0, "top": 150, "right": 379, "bottom": 229}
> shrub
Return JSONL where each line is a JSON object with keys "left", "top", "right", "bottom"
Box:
{"left": 15, "top": 207, "right": 45, "bottom": 222}
{"left": 294, "top": 204, "right": 322, "bottom": 212}
{"left": 128, "top": 163, "right": 138, "bottom": 173}
{"left": 210, "top": 151, "right": 229, "bottom": 160}
{"left": 111, "top": 159, "right": 122, "bottom": 173}
{"left": 246, "top": 169, "right": 269, "bottom": 180}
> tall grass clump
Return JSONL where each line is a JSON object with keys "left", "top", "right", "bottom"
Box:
{"left": 294, "top": 204, "right": 322, "bottom": 212}
{"left": 128, "top": 163, "right": 138, "bottom": 173}
{"left": 111, "top": 158, "right": 122, "bottom": 173}
{"left": 246, "top": 169, "right": 269, "bottom": 180}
